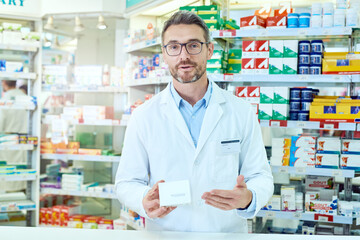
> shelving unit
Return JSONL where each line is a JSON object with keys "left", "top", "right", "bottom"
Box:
{"left": 41, "top": 154, "right": 121, "bottom": 163}
{"left": 0, "top": 105, "right": 36, "bottom": 110}
{"left": 0, "top": 72, "right": 37, "bottom": 80}
{"left": 42, "top": 85, "right": 128, "bottom": 93}
{"left": 0, "top": 174, "right": 37, "bottom": 182}
{"left": 0, "top": 144, "right": 35, "bottom": 151}
{"left": 125, "top": 36, "right": 161, "bottom": 53}
{"left": 270, "top": 166, "right": 356, "bottom": 178}
{"left": 259, "top": 120, "right": 359, "bottom": 131}
{"left": 0, "top": 200, "right": 37, "bottom": 213}
{"left": 40, "top": 188, "right": 117, "bottom": 199}
{"left": 0, "top": 44, "right": 40, "bottom": 52}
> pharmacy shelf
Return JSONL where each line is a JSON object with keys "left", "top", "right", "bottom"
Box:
{"left": 0, "top": 72, "right": 37, "bottom": 80}
{"left": 125, "top": 37, "right": 161, "bottom": 53}
{"left": 209, "top": 74, "right": 352, "bottom": 84}
{"left": 0, "top": 43, "right": 39, "bottom": 52}
{"left": 0, "top": 200, "right": 36, "bottom": 212}
{"left": 42, "top": 118, "right": 123, "bottom": 126}
{"left": 352, "top": 75, "right": 360, "bottom": 83}
{"left": 211, "top": 27, "right": 353, "bottom": 40}
{"left": 42, "top": 85, "right": 128, "bottom": 93}
{"left": 0, "top": 105, "right": 36, "bottom": 110}
{"left": 40, "top": 188, "right": 117, "bottom": 199}
{"left": 125, "top": 76, "right": 172, "bottom": 87}
{"left": 0, "top": 174, "right": 37, "bottom": 182}
{"left": 120, "top": 216, "right": 143, "bottom": 230}
{"left": 259, "top": 120, "right": 358, "bottom": 131}
{"left": 271, "top": 166, "right": 355, "bottom": 178}
{"left": 257, "top": 210, "right": 354, "bottom": 224}
{"left": 0, "top": 144, "right": 34, "bottom": 151}
{"left": 41, "top": 154, "right": 121, "bottom": 163}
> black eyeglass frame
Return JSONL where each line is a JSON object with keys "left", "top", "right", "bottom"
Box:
{"left": 163, "top": 41, "right": 210, "bottom": 56}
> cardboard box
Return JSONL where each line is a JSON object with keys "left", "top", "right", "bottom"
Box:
{"left": 340, "top": 154, "right": 360, "bottom": 170}
{"left": 207, "top": 68, "right": 224, "bottom": 74}
{"left": 305, "top": 176, "right": 334, "bottom": 190}
{"left": 255, "top": 58, "right": 269, "bottom": 74}
{"left": 240, "top": 15, "right": 266, "bottom": 29}
{"left": 235, "top": 87, "right": 247, "bottom": 98}
{"left": 260, "top": 87, "right": 274, "bottom": 104}
{"left": 283, "top": 58, "right": 298, "bottom": 74}
{"left": 283, "top": 40, "right": 299, "bottom": 58}
{"left": 289, "top": 156, "right": 315, "bottom": 167}
{"left": 259, "top": 104, "right": 272, "bottom": 120}
{"left": 226, "top": 64, "right": 242, "bottom": 73}
{"left": 273, "top": 87, "right": 289, "bottom": 104}
{"left": 273, "top": 104, "right": 288, "bottom": 120}
{"left": 242, "top": 41, "right": 257, "bottom": 58}
{"left": 263, "top": 195, "right": 281, "bottom": 211}
{"left": 270, "top": 156, "right": 290, "bottom": 166}
{"left": 281, "top": 186, "right": 296, "bottom": 211}
{"left": 267, "top": 16, "right": 287, "bottom": 28}
{"left": 272, "top": 137, "right": 291, "bottom": 148}
{"left": 315, "top": 153, "right": 339, "bottom": 169}
{"left": 51, "top": 205, "right": 62, "bottom": 226}
{"left": 269, "top": 40, "right": 284, "bottom": 58}
{"left": 305, "top": 195, "right": 338, "bottom": 215}
{"left": 228, "top": 49, "right": 242, "bottom": 59}
{"left": 290, "top": 146, "right": 316, "bottom": 158}
{"left": 242, "top": 58, "right": 256, "bottom": 74}
{"left": 272, "top": 147, "right": 290, "bottom": 158}
{"left": 247, "top": 86, "right": 260, "bottom": 98}
{"left": 256, "top": 40, "right": 269, "bottom": 58}
{"left": 341, "top": 139, "right": 360, "bottom": 153}
{"left": 317, "top": 137, "right": 341, "bottom": 153}
{"left": 269, "top": 58, "right": 283, "bottom": 74}
{"left": 68, "top": 214, "right": 86, "bottom": 228}
{"left": 159, "top": 180, "right": 191, "bottom": 207}
{"left": 291, "top": 136, "right": 317, "bottom": 148}
{"left": 207, "top": 59, "right": 222, "bottom": 68}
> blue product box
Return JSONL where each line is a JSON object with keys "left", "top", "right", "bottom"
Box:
{"left": 153, "top": 54, "right": 160, "bottom": 67}
{"left": 0, "top": 60, "right": 5, "bottom": 71}
{"left": 291, "top": 136, "right": 317, "bottom": 148}
{"left": 140, "top": 67, "right": 148, "bottom": 78}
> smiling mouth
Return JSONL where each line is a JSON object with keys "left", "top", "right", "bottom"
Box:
{"left": 179, "top": 65, "right": 194, "bottom": 70}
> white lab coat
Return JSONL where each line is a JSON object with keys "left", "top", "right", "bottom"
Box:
{"left": 115, "top": 81, "right": 274, "bottom": 232}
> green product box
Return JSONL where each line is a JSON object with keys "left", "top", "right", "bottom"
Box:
{"left": 207, "top": 68, "right": 224, "bottom": 74}
{"left": 212, "top": 50, "right": 224, "bottom": 59}
{"left": 269, "top": 58, "right": 283, "bottom": 74}
{"left": 101, "top": 149, "right": 114, "bottom": 156}
{"left": 228, "top": 49, "right": 242, "bottom": 59}
{"left": 272, "top": 104, "right": 289, "bottom": 120}
{"left": 283, "top": 58, "right": 298, "bottom": 74}
{"left": 259, "top": 104, "right": 273, "bottom": 120}
{"left": 206, "top": 23, "right": 219, "bottom": 31}
{"left": 197, "top": 5, "right": 218, "bottom": 11}
{"left": 225, "top": 19, "right": 240, "bottom": 29}
{"left": 200, "top": 13, "right": 220, "bottom": 21}
{"left": 260, "top": 87, "right": 274, "bottom": 104}
{"left": 228, "top": 59, "right": 242, "bottom": 64}
{"left": 270, "top": 40, "right": 284, "bottom": 58}
{"left": 0, "top": 161, "right": 6, "bottom": 166}
{"left": 273, "top": 87, "right": 290, "bottom": 104}
{"left": 207, "top": 59, "right": 222, "bottom": 68}
{"left": 283, "top": 40, "right": 299, "bottom": 58}
{"left": 179, "top": 6, "right": 198, "bottom": 13}
{"left": 76, "top": 132, "right": 96, "bottom": 148}
{"left": 226, "top": 64, "right": 242, "bottom": 73}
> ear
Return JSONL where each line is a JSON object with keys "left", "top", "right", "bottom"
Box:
{"left": 207, "top": 42, "right": 214, "bottom": 60}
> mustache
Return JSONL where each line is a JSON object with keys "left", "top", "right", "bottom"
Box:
{"left": 176, "top": 60, "right": 197, "bottom": 68}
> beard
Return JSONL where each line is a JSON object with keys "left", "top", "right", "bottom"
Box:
{"left": 169, "top": 60, "right": 206, "bottom": 84}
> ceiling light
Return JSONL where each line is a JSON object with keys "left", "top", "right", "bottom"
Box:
{"left": 44, "top": 16, "right": 54, "bottom": 30}
{"left": 74, "top": 16, "right": 85, "bottom": 33}
{"left": 97, "top": 15, "right": 107, "bottom": 30}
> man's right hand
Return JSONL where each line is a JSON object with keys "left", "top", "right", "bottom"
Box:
{"left": 142, "top": 180, "right": 177, "bottom": 218}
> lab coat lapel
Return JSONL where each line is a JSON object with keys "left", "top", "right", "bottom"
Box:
{"left": 194, "top": 82, "right": 225, "bottom": 159}
{"left": 160, "top": 84, "right": 195, "bottom": 148}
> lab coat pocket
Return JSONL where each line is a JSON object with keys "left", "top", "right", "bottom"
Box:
{"left": 211, "top": 139, "right": 240, "bottom": 184}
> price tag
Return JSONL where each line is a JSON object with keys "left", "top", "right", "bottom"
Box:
{"left": 357, "top": 124, "right": 360, "bottom": 132}
{"left": 271, "top": 121, "right": 280, "bottom": 127}
{"left": 357, "top": 217, "right": 360, "bottom": 226}
{"left": 279, "top": 167, "right": 288, "bottom": 173}
{"left": 332, "top": 76, "right": 340, "bottom": 81}
{"left": 223, "top": 31, "right": 233, "bottom": 37}
{"left": 260, "top": 30, "right": 268, "bottom": 36}
{"left": 323, "top": 124, "right": 334, "bottom": 130}
{"left": 298, "top": 29, "right": 308, "bottom": 35}
{"left": 295, "top": 167, "right": 306, "bottom": 174}
{"left": 265, "top": 211, "right": 276, "bottom": 218}
{"left": 318, "top": 216, "right": 330, "bottom": 222}
{"left": 224, "top": 74, "right": 234, "bottom": 81}
{"left": 299, "top": 75, "right": 309, "bottom": 81}
{"left": 293, "top": 212, "right": 302, "bottom": 218}
{"left": 323, "top": 29, "right": 330, "bottom": 35}
{"left": 296, "top": 121, "right": 306, "bottom": 128}
{"left": 332, "top": 170, "right": 342, "bottom": 177}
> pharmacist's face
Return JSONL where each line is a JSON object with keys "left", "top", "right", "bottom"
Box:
{"left": 162, "top": 24, "right": 213, "bottom": 84}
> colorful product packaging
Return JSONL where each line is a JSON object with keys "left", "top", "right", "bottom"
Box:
{"left": 315, "top": 153, "right": 339, "bottom": 169}
{"left": 317, "top": 137, "right": 341, "bottom": 153}
{"left": 281, "top": 186, "right": 296, "bottom": 211}
{"left": 291, "top": 136, "right": 317, "bottom": 148}
{"left": 340, "top": 154, "right": 360, "bottom": 170}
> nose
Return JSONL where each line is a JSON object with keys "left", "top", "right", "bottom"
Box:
{"left": 179, "top": 44, "right": 191, "bottom": 61}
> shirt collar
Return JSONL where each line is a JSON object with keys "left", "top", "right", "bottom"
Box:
{"left": 170, "top": 80, "right": 212, "bottom": 108}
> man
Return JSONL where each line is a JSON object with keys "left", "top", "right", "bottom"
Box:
{"left": 115, "top": 11, "right": 273, "bottom": 232}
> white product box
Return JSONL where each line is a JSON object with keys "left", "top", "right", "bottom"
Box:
{"left": 339, "top": 201, "right": 354, "bottom": 217}
{"left": 259, "top": 104, "right": 273, "bottom": 120}
{"left": 246, "top": 97, "right": 260, "bottom": 104}
{"left": 290, "top": 147, "right": 316, "bottom": 158}
{"left": 283, "top": 58, "right": 298, "bottom": 74}
{"left": 317, "top": 137, "right": 341, "bottom": 153}
{"left": 242, "top": 41, "right": 257, "bottom": 58}
{"left": 305, "top": 195, "right": 338, "bottom": 215}
{"left": 255, "top": 58, "right": 269, "bottom": 74}
{"left": 113, "top": 218, "right": 126, "bottom": 230}
{"left": 272, "top": 138, "right": 291, "bottom": 148}
{"left": 341, "top": 139, "right": 360, "bottom": 153}
{"left": 340, "top": 154, "right": 360, "bottom": 170}
{"left": 281, "top": 186, "right": 296, "bottom": 211}
{"left": 273, "top": 87, "right": 289, "bottom": 104}
{"left": 260, "top": 87, "right": 274, "bottom": 104}
{"left": 159, "top": 180, "right": 191, "bottom": 207}
{"left": 269, "top": 58, "right": 283, "bottom": 74}
{"left": 5, "top": 61, "right": 23, "bottom": 72}
{"left": 269, "top": 40, "right": 284, "bottom": 58}
{"left": 270, "top": 156, "right": 283, "bottom": 166}
{"left": 265, "top": 195, "right": 281, "bottom": 211}
{"left": 272, "top": 147, "right": 290, "bottom": 157}
{"left": 305, "top": 176, "right": 334, "bottom": 190}
{"left": 272, "top": 104, "right": 289, "bottom": 120}
{"left": 315, "top": 153, "right": 339, "bottom": 168}
{"left": 289, "top": 157, "right": 315, "bottom": 167}
{"left": 283, "top": 40, "right": 299, "bottom": 58}
{"left": 291, "top": 136, "right": 317, "bottom": 148}
{"left": 241, "top": 58, "right": 256, "bottom": 74}
{"left": 256, "top": 40, "right": 270, "bottom": 58}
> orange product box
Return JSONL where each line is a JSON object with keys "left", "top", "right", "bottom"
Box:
{"left": 53, "top": 142, "right": 67, "bottom": 149}
{"left": 78, "top": 149, "right": 102, "bottom": 155}
{"left": 55, "top": 148, "right": 78, "bottom": 154}
{"left": 41, "top": 142, "right": 53, "bottom": 149}
{"left": 68, "top": 214, "right": 87, "bottom": 228}
{"left": 242, "top": 41, "right": 257, "bottom": 58}
{"left": 274, "top": 8, "right": 293, "bottom": 17}
{"left": 255, "top": 6, "right": 272, "bottom": 19}
{"left": 83, "top": 216, "right": 104, "bottom": 229}
{"left": 46, "top": 208, "right": 53, "bottom": 225}
{"left": 51, "top": 205, "right": 62, "bottom": 226}
{"left": 267, "top": 16, "right": 287, "bottom": 28}
{"left": 40, "top": 208, "right": 48, "bottom": 225}
{"left": 68, "top": 142, "right": 80, "bottom": 149}
{"left": 235, "top": 87, "right": 247, "bottom": 98}
{"left": 105, "top": 106, "right": 114, "bottom": 119}
{"left": 60, "top": 205, "right": 81, "bottom": 227}
{"left": 41, "top": 149, "right": 55, "bottom": 154}
{"left": 240, "top": 15, "right": 266, "bottom": 29}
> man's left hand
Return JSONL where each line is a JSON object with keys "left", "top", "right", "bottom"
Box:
{"left": 201, "top": 175, "right": 253, "bottom": 210}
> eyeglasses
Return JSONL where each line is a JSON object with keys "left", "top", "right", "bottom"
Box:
{"left": 163, "top": 41, "right": 209, "bottom": 56}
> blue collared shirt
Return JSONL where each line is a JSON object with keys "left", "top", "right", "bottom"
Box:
{"left": 169, "top": 81, "right": 256, "bottom": 214}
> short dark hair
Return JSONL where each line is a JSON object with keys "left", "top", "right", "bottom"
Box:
{"left": 161, "top": 10, "right": 210, "bottom": 44}
{"left": 4, "top": 80, "right": 16, "bottom": 88}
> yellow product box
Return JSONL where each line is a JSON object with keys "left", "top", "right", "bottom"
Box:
{"left": 78, "top": 149, "right": 102, "bottom": 155}
{"left": 68, "top": 142, "right": 80, "bottom": 149}
{"left": 310, "top": 103, "right": 360, "bottom": 122}
{"left": 228, "top": 59, "right": 242, "bottom": 64}
{"left": 55, "top": 149, "right": 78, "bottom": 154}
{"left": 322, "top": 52, "right": 360, "bottom": 74}
{"left": 41, "top": 142, "right": 53, "bottom": 149}
{"left": 40, "top": 149, "right": 55, "bottom": 154}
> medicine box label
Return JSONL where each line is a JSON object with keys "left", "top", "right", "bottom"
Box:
{"left": 315, "top": 153, "right": 339, "bottom": 169}
{"left": 291, "top": 136, "right": 316, "bottom": 148}
{"left": 289, "top": 156, "right": 315, "bottom": 167}
{"left": 269, "top": 40, "right": 284, "bottom": 58}
{"left": 260, "top": 87, "right": 274, "bottom": 104}
{"left": 242, "top": 41, "right": 257, "bottom": 58}
{"left": 317, "top": 137, "right": 341, "bottom": 153}
{"left": 273, "top": 87, "right": 289, "bottom": 104}
{"left": 290, "top": 146, "right": 316, "bottom": 158}
{"left": 256, "top": 41, "right": 269, "bottom": 58}
{"left": 281, "top": 186, "right": 296, "bottom": 211}
{"left": 242, "top": 58, "right": 256, "bottom": 74}
{"left": 273, "top": 104, "right": 289, "bottom": 120}
{"left": 283, "top": 58, "right": 298, "bottom": 74}
{"left": 340, "top": 154, "right": 360, "bottom": 170}
{"left": 269, "top": 58, "right": 283, "bottom": 74}
{"left": 235, "top": 87, "right": 247, "bottom": 98}
{"left": 341, "top": 140, "right": 360, "bottom": 153}
{"left": 247, "top": 86, "right": 260, "bottom": 98}
{"left": 255, "top": 58, "right": 269, "bottom": 74}
{"left": 283, "top": 40, "right": 299, "bottom": 58}
{"left": 259, "top": 104, "right": 272, "bottom": 120}
{"left": 305, "top": 176, "right": 334, "bottom": 189}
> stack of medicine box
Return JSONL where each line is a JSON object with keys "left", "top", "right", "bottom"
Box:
{"left": 235, "top": 86, "right": 260, "bottom": 117}
{"left": 207, "top": 50, "right": 226, "bottom": 74}
{"left": 340, "top": 139, "right": 360, "bottom": 171}
{"left": 258, "top": 87, "right": 290, "bottom": 120}
{"left": 283, "top": 40, "right": 298, "bottom": 74}
{"left": 61, "top": 174, "right": 84, "bottom": 191}
{"left": 269, "top": 40, "right": 299, "bottom": 74}
{"left": 226, "top": 49, "right": 241, "bottom": 73}
{"left": 241, "top": 40, "right": 269, "bottom": 75}
{"left": 290, "top": 136, "right": 317, "bottom": 167}
{"left": 180, "top": 5, "right": 221, "bottom": 31}
{"left": 315, "top": 137, "right": 341, "bottom": 169}
{"left": 270, "top": 137, "right": 291, "bottom": 166}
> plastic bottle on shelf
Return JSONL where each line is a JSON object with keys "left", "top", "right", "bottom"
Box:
{"left": 346, "top": 8, "right": 359, "bottom": 26}
{"left": 296, "top": 192, "right": 304, "bottom": 212}
{"left": 334, "top": 9, "right": 346, "bottom": 27}
{"left": 336, "top": 0, "right": 348, "bottom": 9}
{"left": 312, "top": 3, "right": 322, "bottom": 15}
{"left": 288, "top": 13, "right": 300, "bottom": 28}
{"left": 299, "top": 13, "right": 311, "bottom": 28}
{"left": 311, "top": 15, "right": 322, "bottom": 28}
{"left": 322, "top": 2, "right": 335, "bottom": 28}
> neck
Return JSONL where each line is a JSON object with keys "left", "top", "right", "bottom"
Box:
{"left": 4, "top": 87, "right": 15, "bottom": 92}
{"left": 172, "top": 73, "right": 208, "bottom": 106}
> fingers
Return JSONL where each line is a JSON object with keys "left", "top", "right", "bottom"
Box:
{"left": 158, "top": 206, "right": 177, "bottom": 218}
{"left": 205, "top": 189, "right": 235, "bottom": 199}
{"left": 146, "top": 180, "right": 165, "bottom": 201}
{"left": 204, "top": 198, "right": 232, "bottom": 211}
{"left": 143, "top": 198, "right": 160, "bottom": 211}
{"left": 148, "top": 206, "right": 173, "bottom": 219}
{"left": 236, "top": 175, "right": 247, "bottom": 188}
